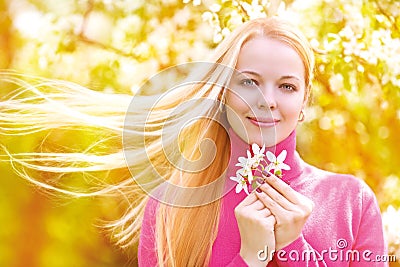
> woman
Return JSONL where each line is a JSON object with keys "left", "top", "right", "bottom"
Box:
{"left": 137, "top": 18, "right": 387, "bottom": 266}
{"left": 1, "top": 17, "right": 387, "bottom": 266}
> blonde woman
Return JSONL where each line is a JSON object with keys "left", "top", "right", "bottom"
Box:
{"left": 1, "top": 17, "right": 387, "bottom": 266}
{"left": 137, "top": 18, "right": 387, "bottom": 266}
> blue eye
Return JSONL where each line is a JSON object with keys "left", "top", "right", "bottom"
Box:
{"left": 240, "top": 79, "right": 258, "bottom": 86}
{"left": 280, "top": 83, "right": 296, "bottom": 91}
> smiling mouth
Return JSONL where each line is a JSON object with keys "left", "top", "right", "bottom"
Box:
{"left": 247, "top": 116, "right": 280, "bottom": 127}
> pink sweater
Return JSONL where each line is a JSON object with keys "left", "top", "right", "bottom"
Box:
{"left": 138, "top": 129, "right": 388, "bottom": 266}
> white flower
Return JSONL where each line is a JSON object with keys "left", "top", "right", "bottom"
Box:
{"left": 231, "top": 146, "right": 291, "bottom": 194}
{"left": 251, "top": 143, "right": 265, "bottom": 167}
{"left": 235, "top": 150, "right": 255, "bottom": 183}
{"left": 230, "top": 173, "right": 249, "bottom": 195}
{"left": 382, "top": 205, "right": 400, "bottom": 250}
{"left": 266, "top": 150, "right": 291, "bottom": 173}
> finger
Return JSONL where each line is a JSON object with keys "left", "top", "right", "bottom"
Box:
{"left": 257, "top": 207, "right": 272, "bottom": 217}
{"left": 248, "top": 199, "right": 267, "bottom": 211}
{"left": 237, "top": 191, "right": 258, "bottom": 207}
{"left": 258, "top": 183, "right": 294, "bottom": 210}
{"left": 262, "top": 171, "right": 302, "bottom": 204}
{"left": 256, "top": 190, "right": 288, "bottom": 216}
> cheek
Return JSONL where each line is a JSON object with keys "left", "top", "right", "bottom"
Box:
{"left": 225, "top": 91, "right": 251, "bottom": 140}
{"left": 225, "top": 91, "right": 250, "bottom": 115}
{"left": 281, "top": 96, "right": 304, "bottom": 121}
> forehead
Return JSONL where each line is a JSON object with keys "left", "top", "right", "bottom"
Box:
{"left": 236, "top": 37, "right": 305, "bottom": 78}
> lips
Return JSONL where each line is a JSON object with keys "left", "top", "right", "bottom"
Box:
{"left": 247, "top": 116, "right": 280, "bottom": 127}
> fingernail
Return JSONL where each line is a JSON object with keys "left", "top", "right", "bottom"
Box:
{"left": 256, "top": 188, "right": 262, "bottom": 193}
{"left": 262, "top": 170, "right": 271, "bottom": 177}
{"left": 256, "top": 178, "right": 265, "bottom": 184}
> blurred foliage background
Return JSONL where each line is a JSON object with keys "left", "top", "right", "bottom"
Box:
{"left": 0, "top": 0, "right": 399, "bottom": 266}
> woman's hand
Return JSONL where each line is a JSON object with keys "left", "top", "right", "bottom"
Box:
{"left": 235, "top": 192, "right": 276, "bottom": 267}
{"left": 255, "top": 173, "right": 314, "bottom": 250}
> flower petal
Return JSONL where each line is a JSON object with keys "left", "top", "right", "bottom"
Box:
{"left": 277, "top": 150, "right": 287, "bottom": 162}
{"left": 230, "top": 175, "right": 243, "bottom": 182}
{"left": 243, "top": 184, "right": 249, "bottom": 195}
{"left": 246, "top": 150, "right": 252, "bottom": 159}
{"left": 252, "top": 143, "right": 260, "bottom": 154}
{"left": 280, "top": 163, "right": 291, "bottom": 170}
{"left": 238, "top": 156, "right": 247, "bottom": 164}
{"left": 235, "top": 183, "right": 242, "bottom": 193}
{"left": 266, "top": 151, "right": 276, "bottom": 162}
{"left": 265, "top": 163, "right": 273, "bottom": 172}
{"left": 247, "top": 172, "right": 253, "bottom": 184}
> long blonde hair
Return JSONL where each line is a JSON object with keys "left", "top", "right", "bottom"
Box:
{"left": 0, "top": 17, "right": 314, "bottom": 266}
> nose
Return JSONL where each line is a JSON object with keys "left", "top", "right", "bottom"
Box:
{"left": 257, "top": 86, "right": 277, "bottom": 110}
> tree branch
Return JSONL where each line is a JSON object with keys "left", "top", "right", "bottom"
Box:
{"left": 75, "top": 0, "right": 141, "bottom": 60}
{"left": 374, "top": 0, "right": 399, "bottom": 33}
{"left": 77, "top": 35, "right": 141, "bottom": 60}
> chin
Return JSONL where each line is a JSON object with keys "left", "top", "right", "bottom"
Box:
{"left": 248, "top": 132, "right": 279, "bottom": 148}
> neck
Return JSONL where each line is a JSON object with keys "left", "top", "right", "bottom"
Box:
{"left": 227, "top": 129, "right": 302, "bottom": 185}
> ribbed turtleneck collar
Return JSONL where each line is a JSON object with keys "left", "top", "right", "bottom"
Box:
{"left": 227, "top": 128, "right": 303, "bottom": 185}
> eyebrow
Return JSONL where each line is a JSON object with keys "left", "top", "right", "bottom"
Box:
{"left": 280, "top": 75, "right": 301, "bottom": 81}
{"left": 237, "top": 70, "right": 261, "bottom": 77}
{"left": 237, "top": 70, "right": 302, "bottom": 81}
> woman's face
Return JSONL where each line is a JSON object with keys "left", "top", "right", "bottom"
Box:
{"left": 226, "top": 37, "right": 307, "bottom": 147}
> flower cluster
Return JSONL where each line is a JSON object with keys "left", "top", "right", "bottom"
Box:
{"left": 382, "top": 205, "right": 400, "bottom": 257}
{"left": 230, "top": 144, "right": 290, "bottom": 195}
